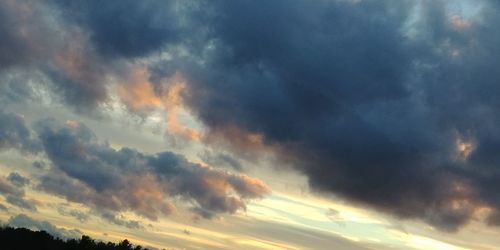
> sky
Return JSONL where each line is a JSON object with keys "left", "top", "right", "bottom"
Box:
{"left": 1, "top": 0, "right": 500, "bottom": 249}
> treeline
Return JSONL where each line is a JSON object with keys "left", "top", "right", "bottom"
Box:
{"left": 0, "top": 226, "right": 153, "bottom": 250}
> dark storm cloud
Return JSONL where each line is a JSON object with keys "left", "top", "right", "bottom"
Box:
{"left": 35, "top": 119, "right": 269, "bottom": 221}
{"left": 53, "top": 0, "right": 191, "bottom": 58}
{"left": 8, "top": 214, "right": 82, "bottom": 239}
{"left": 0, "top": 1, "right": 52, "bottom": 69}
{"left": 163, "top": 0, "right": 500, "bottom": 231}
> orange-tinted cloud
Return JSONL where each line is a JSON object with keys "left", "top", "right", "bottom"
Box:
{"left": 450, "top": 15, "right": 471, "bottom": 29}
{"left": 162, "top": 74, "right": 203, "bottom": 141}
{"left": 117, "top": 69, "right": 203, "bottom": 141}
{"left": 117, "top": 67, "right": 163, "bottom": 112}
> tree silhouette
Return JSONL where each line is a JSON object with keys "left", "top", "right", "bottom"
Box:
{"left": 0, "top": 226, "right": 151, "bottom": 250}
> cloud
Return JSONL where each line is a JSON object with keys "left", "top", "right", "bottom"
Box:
{"left": 7, "top": 214, "right": 82, "bottom": 239}
{"left": 0, "top": 0, "right": 198, "bottom": 113}
{"left": 32, "top": 161, "right": 47, "bottom": 169}
{"left": 0, "top": 0, "right": 54, "bottom": 69}
{"left": 99, "top": 210, "right": 143, "bottom": 230}
{"left": 0, "top": 0, "right": 109, "bottom": 110}
{"left": 6, "top": 195, "right": 37, "bottom": 211}
{"left": 0, "top": 110, "right": 41, "bottom": 153}
{"left": 149, "top": 0, "right": 500, "bottom": 231}
{"left": 7, "top": 172, "right": 30, "bottom": 187}
{"left": 326, "top": 208, "right": 346, "bottom": 226}
{"left": 35, "top": 119, "right": 269, "bottom": 221}
{"left": 0, "top": 174, "right": 37, "bottom": 211}
{"left": 199, "top": 150, "right": 243, "bottom": 171}
{"left": 0, "top": 176, "right": 23, "bottom": 197}
{"left": 2, "top": 0, "right": 500, "bottom": 232}
{"left": 57, "top": 206, "right": 89, "bottom": 223}
{"left": 0, "top": 70, "right": 47, "bottom": 106}
{"left": 53, "top": 0, "right": 188, "bottom": 58}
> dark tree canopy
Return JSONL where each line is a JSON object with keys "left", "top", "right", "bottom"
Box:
{"left": 0, "top": 226, "right": 154, "bottom": 250}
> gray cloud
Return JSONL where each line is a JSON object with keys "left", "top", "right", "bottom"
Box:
{"left": 0, "top": 70, "right": 45, "bottom": 106}
{"left": 99, "top": 210, "right": 143, "bottom": 230}
{"left": 190, "top": 207, "right": 216, "bottom": 220}
{"left": 0, "top": 0, "right": 54, "bottom": 69}
{"left": 0, "top": 176, "right": 23, "bottom": 197}
{"left": 199, "top": 150, "right": 243, "bottom": 171}
{"left": 0, "top": 173, "right": 37, "bottom": 211}
{"left": 0, "top": 175, "right": 37, "bottom": 211}
{"left": 8, "top": 214, "right": 82, "bottom": 239}
{"left": 7, "top": 172, "right": 30, "bottom": 187}
{"left": 57, "top": 206, "right": 89, "bottom": 223}
{"left": 35, "top": 119, "right": 269, "bottom": 221}
{"left": 326, "top": 208, "right": 345, "bottom": 226}
{"left": 32, "top": 161, "right": 47, "bottom": 169}
{"left": 6, "top": 195, "right": 37, "bottom": 211}
{"left": 0, "top": 110, "right": 41, "bottom": 153}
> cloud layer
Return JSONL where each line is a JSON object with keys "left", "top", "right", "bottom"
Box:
{"left": 2, "top": 0, "right": 500, "bottom": 232}
{"left": 0, "top": 173, "right": 37, "bottom": 211}
{"left": 0, "top": 108, "right": 269, "bottom": 221}
{"left": 35, "top": 119, "right": 269, "bottom": 220}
